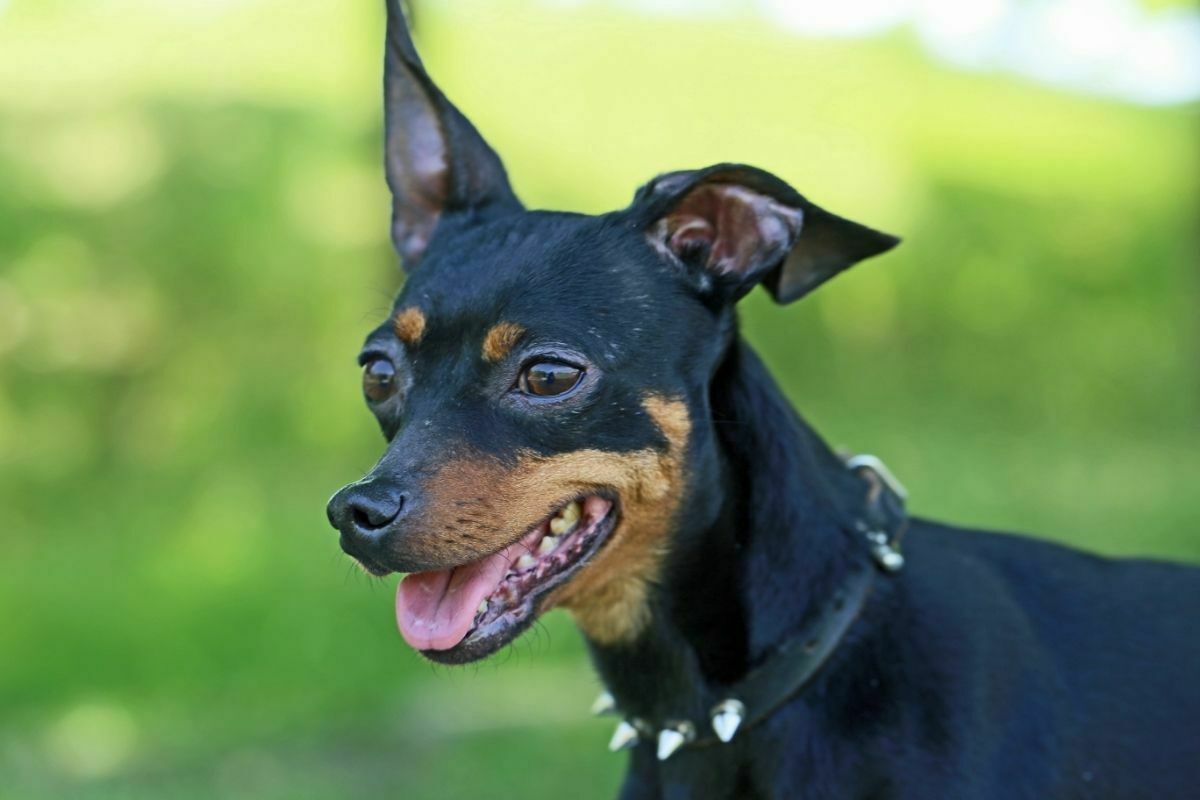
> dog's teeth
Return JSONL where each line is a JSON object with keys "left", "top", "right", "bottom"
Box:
{"left": 477, "top": 600, "right": 489, "bottom": 615}
{"left": 550, "top": 501, "right": 581, "bottom": 535}
{"left": 537, "top": 536, "right": 559, "bottom": 555}
{"left": 516, "top": 554, "right": 537, "bottom": 571}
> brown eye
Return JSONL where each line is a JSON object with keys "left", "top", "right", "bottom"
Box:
{"left": 520, "top": 362, "right": 583, "bottom": 398}
{"left": 362, "top": 358, "right": 398, "bottom": 403}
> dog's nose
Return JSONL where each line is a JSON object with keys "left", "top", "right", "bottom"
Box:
{"left": 327, "top": 479, "right": 406, "bottom": 543}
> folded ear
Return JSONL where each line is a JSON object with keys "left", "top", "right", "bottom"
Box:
{"left": 383, "top": 0, "right": 522, "bottom": 269}
{"left": 635, "top": 164, "right": 899, "bottom": 303}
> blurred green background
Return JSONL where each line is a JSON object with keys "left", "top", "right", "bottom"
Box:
{"left": 0, "top": 0, "right": 1197, "bottom": 797}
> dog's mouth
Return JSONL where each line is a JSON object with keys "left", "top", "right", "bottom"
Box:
{"left": 395, "top": 495, "right": 617, "bottom": 664}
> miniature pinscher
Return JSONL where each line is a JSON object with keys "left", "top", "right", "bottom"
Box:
{"left": 326, "top": 3, "right": 1200, "bottom": 797}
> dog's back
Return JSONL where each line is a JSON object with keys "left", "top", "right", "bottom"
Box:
{"left": 896, "top": 522, "right": 1200, "bottom": 797}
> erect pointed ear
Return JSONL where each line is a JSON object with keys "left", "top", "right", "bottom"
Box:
{"left": 383, "top": 0, "right": 522, "bottom": 269}
{"left": 635, "top": 164, "right": 899, "bottom": 303}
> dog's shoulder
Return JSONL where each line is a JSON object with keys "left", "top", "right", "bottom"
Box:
{"left": 896, "top": 519, "right": 1200, "bottom": 771}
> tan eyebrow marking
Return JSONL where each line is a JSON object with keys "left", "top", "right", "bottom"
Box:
{"left": 482, "top": 321, "right": 525, "bottom": 362}
{"left": 393, "top": 307, "right": 426, "bottom": 345}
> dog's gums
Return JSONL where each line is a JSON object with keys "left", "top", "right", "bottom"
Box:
{"left": 395, "top": 495, "right": 616, "bottom": 663}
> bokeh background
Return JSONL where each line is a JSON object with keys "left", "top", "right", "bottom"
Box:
{"left": 1, "top": 0, "right": 1197, "bottom": 797}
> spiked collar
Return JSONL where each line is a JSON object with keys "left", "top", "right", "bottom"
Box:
{"left": 598, "top": 454, "right": 909, "bottom": 761}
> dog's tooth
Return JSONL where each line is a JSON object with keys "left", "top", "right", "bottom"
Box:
{"left": 516, "top": 554, "right": 537, "bottom": 571}
{"left": 477, "top": 600, "right": 489, "bottom": 616}
{"left": 549, "top": 517, "right": 577, "bottom": 536}
{"left": 549, "top": 500, "right": 581, "bottom": 535}
{"left": 549, "top": 503, "right": 580, "bottom": 534}
{"left": 537, "top": 536, "right": 559, "bottom": 555}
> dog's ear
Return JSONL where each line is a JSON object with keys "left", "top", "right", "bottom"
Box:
{"left": 383, "top": 0, "right": 522, "bottom": 269}
{"left": 635, "top": 164, "right": 899, "bottom": 303}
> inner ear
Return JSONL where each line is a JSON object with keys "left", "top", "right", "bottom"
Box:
{"left": 652, "top": 184, "right": 803, "bottom": 285}
{"left": 639, "top": 164, "right": 900, "bottom": 304}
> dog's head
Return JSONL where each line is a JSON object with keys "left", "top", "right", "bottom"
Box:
{"left": 326, "top": 1, "right": 899, "bottom": 664}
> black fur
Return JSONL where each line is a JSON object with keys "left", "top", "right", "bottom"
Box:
{"left": 326, "top": 3, "right": 1200, "bottom": 797}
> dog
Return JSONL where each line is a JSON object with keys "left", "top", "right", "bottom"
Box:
{"left": 326, "top": 3, "right": 1200, "bottom": 797}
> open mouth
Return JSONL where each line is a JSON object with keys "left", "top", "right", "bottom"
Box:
{"left": 395, "top": 495, "right": 617, "bottom": 664}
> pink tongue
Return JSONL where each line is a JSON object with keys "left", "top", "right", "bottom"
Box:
{"left": 396, "top": 535, "right": 533, "bottom": 651}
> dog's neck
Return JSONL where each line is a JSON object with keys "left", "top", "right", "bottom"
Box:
{"left": 585, "top": 337, "right": 872, "bottom": 724}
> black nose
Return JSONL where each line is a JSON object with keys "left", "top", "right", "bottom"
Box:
{"left": 327, "top": 479, "right": 406, "bottom": 547}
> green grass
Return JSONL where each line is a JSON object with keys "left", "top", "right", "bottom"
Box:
{"left": 0, "top": 1, "right": 1196, "bottom": 797}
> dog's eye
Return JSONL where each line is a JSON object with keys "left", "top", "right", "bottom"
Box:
{"left": 519, "top": 362, "right": 583, "bottom": 398}
{"left": 362, "top": 358, "right": 398, "bottom": 403}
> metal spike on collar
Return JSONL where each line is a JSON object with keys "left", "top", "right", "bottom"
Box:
{"left": 866, "top": 530, "right": 905, "bottom": 572}
{"left": 656, "top": 721, "right": 696, "bottom": 761}
{"left": 876, "top": 548, "right": 905, "bottom": 572}
{"left": 608, "top": 720, "right": 639, "bottom": 752}
{"left": 710, "top": 699, "right": 746, "bottom": 743}
{"left": 591, "top": 691, "right": 616, "bottom": 716}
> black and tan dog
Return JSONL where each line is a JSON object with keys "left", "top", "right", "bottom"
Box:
{"left": 326, "top": 3, "right": 1200, "bottom": 798}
